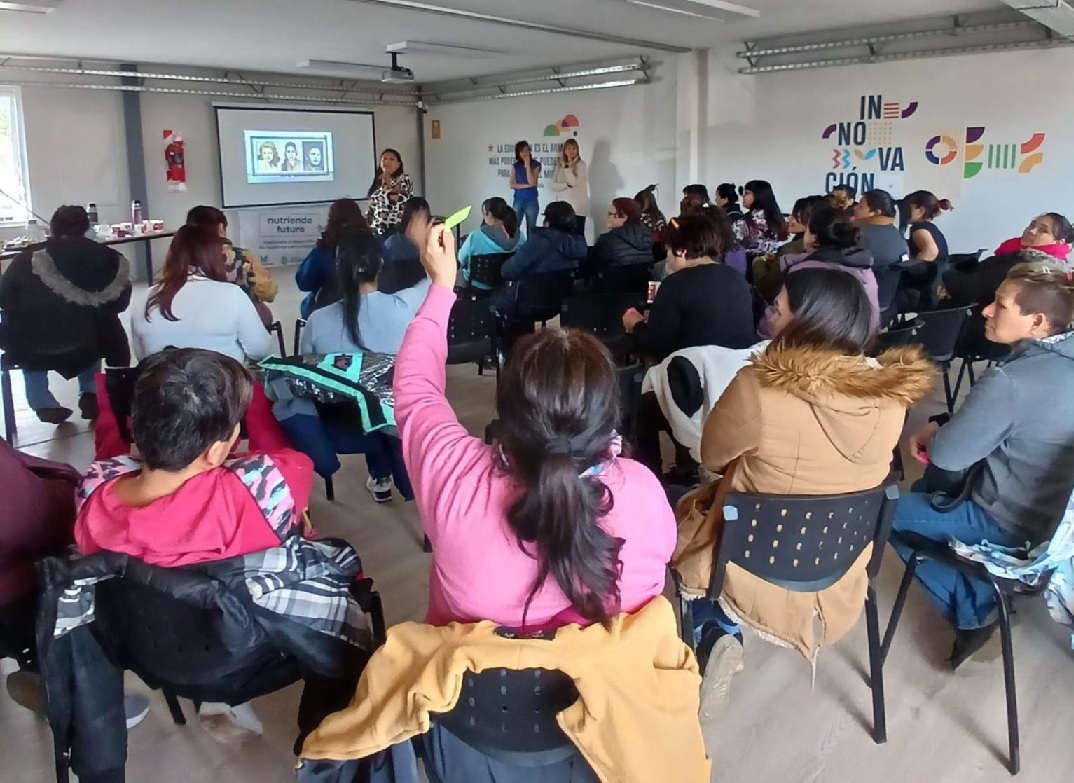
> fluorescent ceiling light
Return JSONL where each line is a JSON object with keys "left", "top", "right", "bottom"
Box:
{"left": 386, "top": 40, "right": 502, "bottom": 56}
{"left": 492, "top": 78, "right": 644, "bottom": 99}
{"left": 625, "top": 0, "right": 758, "bottom": 21}
{"left": 0, "top": 0, "right": 58, "bottom": 12}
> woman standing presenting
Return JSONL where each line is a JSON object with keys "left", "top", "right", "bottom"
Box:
{"left": 509, "top": 140, "right": 542, "bottom": 235}
{"left": 366, "top": 148, "right": 413, "bottom": 237}
{"left": 549, "top": 139, "right": 589, "bottom": 235}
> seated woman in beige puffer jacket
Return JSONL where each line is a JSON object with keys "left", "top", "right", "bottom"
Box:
{"left": 674, "top": 267, "right": 934, "bottom": 723}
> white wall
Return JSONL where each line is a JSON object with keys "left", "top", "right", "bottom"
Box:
{"left": 3, "top": 81, "right": 420, "bottom": 273}
{"left": 701, "top": 47, "right": 1074, "bottom": 253}
{"left": 424, "top": 69, "right": 681, "bottom": 241}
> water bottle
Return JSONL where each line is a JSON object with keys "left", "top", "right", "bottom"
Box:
{"left": 131, "top": 199, "right": 144, "bottom": 225}
{"left": 26, "top": 219, "right": 43, "bottom": 243}
{"left": 87, "top": 202, "right": 99, "bottom": 225}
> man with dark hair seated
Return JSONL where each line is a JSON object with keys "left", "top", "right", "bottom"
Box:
{"left": 73, "top": 348, "right": 366, "bottom": 743}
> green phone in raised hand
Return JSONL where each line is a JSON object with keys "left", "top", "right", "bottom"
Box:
{"left": 443, "top": 206, "right": 472, "bottom": 230}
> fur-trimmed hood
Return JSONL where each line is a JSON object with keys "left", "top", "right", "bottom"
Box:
{"left": 31, "top": 237, "right": 130, "bottom": 307}
{"left": 748, "top": 344, "right": 936, "bottom": 463}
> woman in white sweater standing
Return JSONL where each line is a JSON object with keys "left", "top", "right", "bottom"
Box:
{"left": 132, "top": 226, "right": 272, "bottom": 363}
{"left": 549, "top": 139, "right": 590, "bottom": 236}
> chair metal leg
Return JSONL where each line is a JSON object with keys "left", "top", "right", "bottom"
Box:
{"left": 1, "top": 367, "right": 16, "bottom": 444}
{"left": 368, "top": 590, "right": 388, "bottom": 647}
{"left": 324, "top": 476, "right": 335, "bottom": 502}
{"left": 942, "top": 363, "right": 955, "bottom": 413}
{"left": 992, "top": 585, "right": 1020, "bottom": 775}
{"left": 967, "top": 361, "right": 977, "bottom": 388}
{"left": 865, "top": 584, "right": 887, "bottom": 744}
{"left": 293, "top": 319, "right": 306, "bottom": 357}
{"left": 881, "top": 552, "right": 921, "bottom": 665}
{"left": 272, "top": 322, "right": 287, "bottom": 357}
{"left": 952, "top": 361, "right": 969, "bottom": 404}
{"left": 164, "top": 691, "right": 186, "bottom": 726}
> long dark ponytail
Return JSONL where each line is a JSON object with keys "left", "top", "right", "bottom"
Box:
{"left": 496, "top": 329, "right": 625, "bottom": 626}
{"left": 483, "top": 196, "right": 519, "bottom": 238}
{"left": 335, "top": 227, "right": 383, "bottom": 348}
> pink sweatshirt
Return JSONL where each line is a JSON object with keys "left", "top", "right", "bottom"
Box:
{"left": 395, "top": 283, "right": 677, "bottom": 630}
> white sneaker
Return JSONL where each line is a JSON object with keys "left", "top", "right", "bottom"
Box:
{"left": 198, "top": 701, "right": 264, "bottom": 744}
{"left": 698, "top": 634, "right": 743, "bottom": 724}
{"left": 124, "top": 694, "right": 150, "bottom": 729}
{"left": 366, "top": 475, "right": 393, "bottom": 504}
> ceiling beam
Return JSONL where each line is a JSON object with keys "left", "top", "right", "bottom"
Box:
{"left": 1001, "top": 0, "right": 1074, "bottom": 38}
{"left": 342, "top": 0, "right": 691, "bottom": 53}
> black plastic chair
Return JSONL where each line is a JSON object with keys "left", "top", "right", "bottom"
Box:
{"left": 466, "top": 253, "right": 512, "bottom": 296}
{"left": 914, "top": 306, "right": 974, "bottom": 412}
{"left": 881, "top": 532, "right": 1050, "bottom": 775}
{"left": 447, "top": 297, "right": 497, "bottom": 379}
{"left": 269, "top": 321, "right": 287, "bottom": 357}
{"left": 873, "top": 320, "right": 921, "bottom": 355}
{"left": 594, "top": 263, "right": 653, "bottom": 296}
{"left": 674, "top": 484, "right": 900, "bottom": 744}
{"left": 616, "top": 364, "right": 645, "bottom": 442}
{"left": 560, "top": 294, "right": 639, "bottom": 364}
{"left": 293, "top": 318, "right": 307, "bottom": 357}
{"left": 430, "top": 631, "right": 582, "bottom": 768}
{"left": 874, "top": 266, "right": 904, "bottom": 330}
{"left": 510, "top": 269, "right": 577, "bottom": 326}
{"left": 1, "top": 352, "right": 16, "bottom": 444}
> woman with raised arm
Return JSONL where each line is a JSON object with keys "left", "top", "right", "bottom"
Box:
{"left": 393, "top": 224, "right": 676, "bottom": 630}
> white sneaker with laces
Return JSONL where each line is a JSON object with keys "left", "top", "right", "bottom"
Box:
{"left": 366, "top": 475, "right": 394, "bottom": 504}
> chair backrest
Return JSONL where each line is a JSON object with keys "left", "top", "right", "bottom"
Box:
{"left": 873, "top": 320, "right": 921, "bottom": 354}
{"left": 594, "top": 262, "right": 653, "bottom": 295}
{"left": 915, "top": 305, "right": 974, "bottom": 363}
{"left": 560, "top": 293, "right": 637, "bottom": 338}
{"left": 446, "top": 297, "right": 494, "bottom": 364}
{"left": 431, "top": 630, "right": 578, "bottom": 764}
{"left": 469, "top": 253, "right": 512, "bottom": 290}
{"left": 515, "top": 269, "right": 576, "bottom": 317}
{"left": 874, "top": 266, "right": 903, "bottom": 313}
{"left": 91, "top": 561, "right": 282, "bottom": 690}
{"left": 711, "top": 484, "right": 900, "bottom": 598}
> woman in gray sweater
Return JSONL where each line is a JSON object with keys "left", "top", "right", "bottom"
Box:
{"left": 892, "top": 260, "right": 1074, "bottom": 667}
{"left": 274, "top": 227, "right": 429, "bottom": 503}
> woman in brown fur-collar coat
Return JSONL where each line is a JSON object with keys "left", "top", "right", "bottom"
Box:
{"left": 675, "top": 267, "right": 935, "bottom": 722}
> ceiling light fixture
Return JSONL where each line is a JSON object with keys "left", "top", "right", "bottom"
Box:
{"left": 428, "top": 76, "right": 647, "bottom": 103}
{"left": 491, "top": 78, "right": 644, "bottom": 99}
{"left": 739, "top": 38, "right": 1071, "bottom": 73}
{"left": 386, "top": 40, "right": 503, "bottom": 57}
{"left": 624, "top": 0, "right": 758, "bottom": 21}
{"left": 0, "top": 0, "right": 58, "bottom": 12}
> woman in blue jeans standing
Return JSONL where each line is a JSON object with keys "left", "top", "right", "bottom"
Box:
{"left": 509, "top": 140, "right": 541, "bottom": 236}
{"left": 274, "top": 226, "right": 429, "bottom": 503}
{"left": 893, "top": 260, "right": 1074, "bottom": 667}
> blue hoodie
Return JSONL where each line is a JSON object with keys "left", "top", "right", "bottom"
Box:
{"left": 458, "top": 225, "right": 525, "bottom": 289}
{"left": 501, "top": 227, "right": 586, "bottom": 281}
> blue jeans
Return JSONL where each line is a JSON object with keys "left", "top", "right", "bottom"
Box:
{"left": 22, "top": 363, "right": 100, "bottom": 411}
{"left": 514, "top": 200, "right": 539, "bottom": 236}
{"left": 277, "top": 413, "right": 413, "bottom": 500}
{"left": 890, "top": 482, "right": 1021, "bottom": 630}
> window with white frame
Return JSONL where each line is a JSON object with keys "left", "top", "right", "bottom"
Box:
{"left": 0, "top": 87, "right": 32, "bottom": 225}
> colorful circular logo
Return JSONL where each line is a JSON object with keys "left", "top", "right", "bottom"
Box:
{"left": 925, "top": 135, "right": 958, "bottom": 166}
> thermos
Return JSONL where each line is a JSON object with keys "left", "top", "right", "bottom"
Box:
{"left": 87, "top": 202, "right": 99, "bottom": 225}
{"left": 131, "top": 199, "right": 144, "bottom": 225}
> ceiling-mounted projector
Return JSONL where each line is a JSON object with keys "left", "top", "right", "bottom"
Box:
{"left": 297, "top": 52, "right": 415, "bottom": 83}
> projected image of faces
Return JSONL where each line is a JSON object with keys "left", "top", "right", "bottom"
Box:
{"left": 305, "top": 142, "right": 326, "bottom": 172}
{"left": 245, "top": 131, "right": 334, "bottom": 185}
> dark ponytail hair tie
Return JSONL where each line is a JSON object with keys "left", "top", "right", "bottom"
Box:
{"left": 548, "top": 436, "right": 581, "bottom": 456}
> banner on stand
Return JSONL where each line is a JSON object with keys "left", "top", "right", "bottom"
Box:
{"left": 237, "top": 206, "right": 330, "bottom": 267}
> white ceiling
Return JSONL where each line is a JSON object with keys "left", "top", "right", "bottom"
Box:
{"left": 0, "top": 0, "right": 1007, "bottom": 81}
